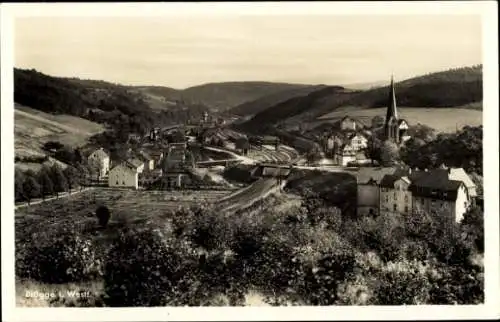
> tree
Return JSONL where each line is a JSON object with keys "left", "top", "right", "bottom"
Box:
{"left": 306, "top": 144, "right": 322, "bottom": 165}
{"left": 371, "top": 115, "right": 385, "bottom": 129}
{"left": 96, "top": 205, "right": 111, "bottom": 228}
{"left": 54, "top": 146, "right": 76, "bottom": 165}
{"left": 365, "top": 136, "right": 382, "bottom": 165}
{"left": 37, "top": 167, "right": 54, "bottom": 200}
{"left": 74, "top": 148, "right": 83, "bottom": 164}
{"left": 87, "top": 158, "right": 101, "bottom": 181}
{"left": 407, "top": 123, "right": 437, "bottom": 142}
{"left": 63, "top": 166, "right": 79, "bottom": 193}
{"left": 380, "top": 140, "right": 400, "bottom": 166}
{"left": 42, "top": 141, "right": 64, "bottom": 152}
{"left": 50, "top": 164, "right": 68, "bottom": 197}
{"left": 15, "top": 170, "right": 25, "bottom": 202}
{"left": 22, "top": 175, "right": 40, "bottom": 205}
{"left": 76, "top": 163, "right": 90, "bottom": 190}
{"left": 461, "top": 205, "right": 484, "bottom": 253}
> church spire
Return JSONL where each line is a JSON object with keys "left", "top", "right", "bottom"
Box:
{"left": 385, "top": 74, "right": 398, "bottom": 122}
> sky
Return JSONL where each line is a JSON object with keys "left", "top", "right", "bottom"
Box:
{"left": 14, "top": 15, "right": 482, "bottom": 89}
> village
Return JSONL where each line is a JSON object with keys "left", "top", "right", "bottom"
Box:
{"left": 64, "top": 76, "right": 479, "bottom": 226}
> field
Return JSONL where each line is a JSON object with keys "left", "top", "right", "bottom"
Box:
{"left": 15, "top": 188, "right": 234, "bottom": 235}
{"left": 14, "top": 104, "right": 105, "bottom": 158}
{"left": 316, "top": 107, "right": 482, "bottom": 133}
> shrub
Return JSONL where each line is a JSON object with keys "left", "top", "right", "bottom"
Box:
{"left": 302, "top": 250, "right": 357, "bottom": 305}
{"left": 21, "top": 230, "right": 101, "bottom": 284}
{"left": 427, "top": 263, "right": 484, "bottom": 304}
{"left": 372, "top": 260, "right": 432, "bottom": 305}
{"left": 95, "top": 205, "right": 111, "bottom": 228}
{"left": 102, "top": 227, "right": 200, "bottom": 307}
{"left": 188, "top": 208, "right": 232, "bottom": 251}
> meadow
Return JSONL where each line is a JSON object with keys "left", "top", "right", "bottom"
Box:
{"left": 316, "top": 107, "right": 482, "bottom": 133}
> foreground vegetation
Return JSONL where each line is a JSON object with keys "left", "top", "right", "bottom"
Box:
{"left": 16, "top": 183, "right": 483, "bottom": 306}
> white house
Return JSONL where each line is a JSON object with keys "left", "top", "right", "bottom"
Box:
{"left": 108, "top": 162, "right": 139, "bottom": 189}
{"left": 335, "top": 144, "right": 357, "bottom": 166}
{"left": 138, "top": 151, "right": 155, "bottom": 171}
{"left": 379, "top": 175, "right": 412, "bottom": 214}
{"left": 88, "top": 148, "right": 110, "bottom": 178}
{"left": 411, "top": 179, "right": 470, "bottom": 224}
{"left": 348, "top": 133, "right": 368, "bottom": 151}
{"left": 126, "top": 158, "right": 144, "bottom": 174}
{"left": 410, "top": 167, "right": 475, "bottom": 223}
{"left": 356, "top": 167, "right": 400, "bottom": 217}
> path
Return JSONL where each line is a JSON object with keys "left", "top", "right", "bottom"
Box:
{"left": 14, "top": 187, "right": 96, "bottom": 210}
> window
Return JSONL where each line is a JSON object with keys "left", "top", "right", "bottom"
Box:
{"left": 404, "top": 206, "right": 409, "bottom": 213}
{"left": 385, "top": 195, "right": 389, "bottom": 203}
{"left": 393, "top": 204, "right": 397, "bottom": 212}
{"left": 405, "top": 195, "right": 409, "bottom": 203}
{"left": 116, "top": 181, "right": 118, "bottom": 185}
{"left": 122, "top": 181, "right": 125, "bottom": 185}
{"left": 394, "top": 192, "right": 397, "bottom": 199}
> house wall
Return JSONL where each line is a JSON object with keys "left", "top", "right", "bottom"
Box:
{"left": 340, "top": 119, "right": 356, "bottom": 131}
{"left": 108, "top": 165, "right": 138, "bottom": 189}
{"left": 143, "top": 160, "right": 155, "bottom": 171}
{"left": 454, "top": 185, "right": 470, "bottom": 223}
{"left": 335, "top": 152, "right": 356, "bottom": 166}
{"left": 89, "top": 152, "right": 110, "bottom": 178}
{"left": 412, "top": 196, "right": 455, "bottom": 223}
{"left": 351, "top": 135, "right": 368, "bottom": 150}
{"left": 380, "top": 182, "right": 412, "bottom": 214}
{"left": 357, "top": 184, "right": 379, "bottom": 216}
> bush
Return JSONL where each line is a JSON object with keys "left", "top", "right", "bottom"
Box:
{"left": 102, "top": 227, "right": 199, "bottom": 307}
{"left": 427, "top": 263, "right": 484, "bottom": 304}
{"left": 372, "top": 260, "right": 432, "bottom": 305}
{"left": 188, "top": 209, "right": 232, "bottom": 251}
{"left": 21, "top": 230, "right": 101, "bottom": 284}
{"left": 95, "top": 205, "right": 111, "bottom": 228}
{"left": 303, "top": 251, "right": 357, "bottom": 305}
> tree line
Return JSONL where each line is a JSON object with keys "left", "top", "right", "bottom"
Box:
{"left": 364, "top": 123, "right": 482, "bottom": 177}
{"left": 15, "top": 158, "right": 101, "bottom": 204}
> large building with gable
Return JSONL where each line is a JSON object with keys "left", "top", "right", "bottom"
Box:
{"left": 356, "top": 165, "right": 477, "bottom": 223}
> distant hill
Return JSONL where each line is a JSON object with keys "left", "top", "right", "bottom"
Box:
{"left": 341, "top": 80, "right": 389, "bottom": 90}
{"left": 238, "top": 65, "right": 483, "bottom": 133}
{"left": 14, "top": 68, "right": 211, "bottom": 135}
{"left": 177, "top": 81, "right": 323, "bottom": 112}
{"left": 228, "top": 84, "right": 328, "bottom": 117}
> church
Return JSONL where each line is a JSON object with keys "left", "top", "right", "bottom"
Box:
{"left": 383, "top": 76, "right": 410, "bottom": 144}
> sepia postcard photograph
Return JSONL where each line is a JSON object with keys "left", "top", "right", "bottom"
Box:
{"left": 1, "top": 1, "right": 499, "bottom": 321}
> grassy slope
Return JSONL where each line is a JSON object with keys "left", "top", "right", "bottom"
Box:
{"left": 240, "top": 65, "right": 483, "bottom": 132}
{"left": 316, "top": 107, "right": 483, "bottom": 133}
{"left": 15, "top": 104, "right": 104, "bottom": 154}
{"left": 14, "top": 104, "right": 105, "bottom": 171}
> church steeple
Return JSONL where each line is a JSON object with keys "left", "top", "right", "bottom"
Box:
{"left": 385, "top": 74, "right": 398, "bottom": 122}
{"left": 384, "top": 75, "right": 401, "bottom": 143}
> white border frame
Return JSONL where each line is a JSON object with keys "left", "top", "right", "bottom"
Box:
{"left": 1, "top": 2, "right": 498, "bottom": 321}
